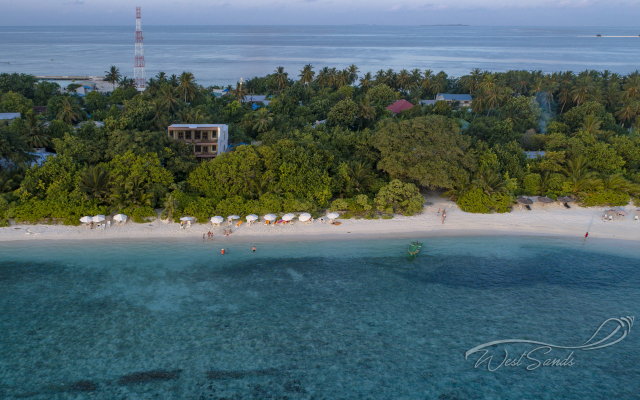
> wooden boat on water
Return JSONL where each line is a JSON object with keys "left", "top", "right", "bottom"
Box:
{"left": 407, "top": 241, "right": 423, "bottom": 261}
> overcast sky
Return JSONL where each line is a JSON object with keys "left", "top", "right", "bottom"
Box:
{"left": 2, "top": 0, "right": 639, "bottom": 26}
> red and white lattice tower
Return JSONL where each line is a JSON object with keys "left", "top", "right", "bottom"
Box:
{"left": 134, "top": 6, "right": 146, "bottom": 91}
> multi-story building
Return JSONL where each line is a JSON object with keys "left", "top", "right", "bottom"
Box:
{"left": 167, "top": 124, "right": 229, "bottom": 159}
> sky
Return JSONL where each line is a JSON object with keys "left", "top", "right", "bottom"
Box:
{"left": 2, "top": 0, "right": 640, "bottom": 26}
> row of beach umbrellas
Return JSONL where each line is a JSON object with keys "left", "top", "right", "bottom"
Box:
{"left": 79, "top": 214, "right": 127, "bottom": 224}
{"left": 208, "top": 212, "right": 327, "bottom": 224}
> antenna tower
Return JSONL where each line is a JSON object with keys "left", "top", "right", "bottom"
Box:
{"left": 134, "top": 6, "right": 146, "bottom": 90}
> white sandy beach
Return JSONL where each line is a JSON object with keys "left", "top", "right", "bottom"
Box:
{"left": 1, "top": 195, "right": 638, "bottom": 244}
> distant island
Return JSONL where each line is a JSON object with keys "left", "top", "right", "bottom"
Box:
{"left": 420, "top": 24, "right": 469, "bottom": 26}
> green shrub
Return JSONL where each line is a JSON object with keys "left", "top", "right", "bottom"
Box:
{"left": 578, "top": 191, "right": 630, "bottom": 207}
{"left": 457, "top": 189, "right": 513, "bottom": 214}
{"left": 521, "top": 173, "right": 541, "bottom": 196}
{"left": 122, "top": 206, "right": 157, "bottom": 223}
{"left": 330, "top": 198, "right": 350, "bottom": 212}
{"left": 374, "top": 179, "right": 424, "bottom": 216}
{"left": 0, "top": 219, "right": 10, "bottom": 228}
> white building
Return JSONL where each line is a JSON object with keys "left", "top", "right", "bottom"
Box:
{"left": 167, "top": 124, "right": 229, "bottom": 160}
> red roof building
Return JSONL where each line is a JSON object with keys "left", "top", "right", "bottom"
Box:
{"left": 386, "top": 99, "right": 413, "bottom": 114}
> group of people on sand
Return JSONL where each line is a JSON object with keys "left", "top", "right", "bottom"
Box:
{"left": 438, "top": 208, "right": 447, "bottom": 224}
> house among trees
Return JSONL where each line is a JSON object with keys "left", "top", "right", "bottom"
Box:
{"left": 386, "top": 99, "right": 413, "bottom": 115}
{"left": 0, "top": 113, "right": 21, "bottom": 121}
{"left": 435, "top": 93, "right": 472, "bottom": 107}
{"left": 168, "top": 124, "right": 229, "bottom": 160}
{"left": 242, "top": 95, "right": 271, "bottom": 109}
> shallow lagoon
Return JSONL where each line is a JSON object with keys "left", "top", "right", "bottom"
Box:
{"left": 0, "top": 236, "right": 638, "bottom": 399}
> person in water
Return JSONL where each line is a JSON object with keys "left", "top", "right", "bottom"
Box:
{"left": 252, "top": 246, "right": 256, "bottom": 252}
{"left": 226, "top": 248, "right": 230, "bottom": 253}
{"left": 221, "top": 249, "right": 225, "bottom": 255}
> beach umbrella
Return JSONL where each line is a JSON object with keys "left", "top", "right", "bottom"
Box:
{"left": 210, "top": 216, "right": 224, "bottom": 224}
{"left": 537, "top": 196, "right": 554, "bottom": 204}
{"left": 516, "top": 197, "right": 533, "bottom": 205}
{"left": 264, "top": 214, "right": 276, "bottom": 221}
{"left": 227, "top": 215, "right": 240, "bottom": 220}
{"left": 80, "top": 216, "right": 92, "bottom": 223}
{"left": 113, "top": 214, "right": 127, "bottom": 222}
{"left": 299, "top": 213, "right": 311, "bottom": 222}
{"left": 282, "top": 213, "right": 295, "bottom": 221}
{"left": 557, "top": 196, "right": 574, "bottom": 203}
{"left": 246, "top": 214, "right": 258, "bottom": 222}
{"left": 327, "top": 212, "right": 340, "bottom": 220}
{"left": 92, "top": 215, "right": 106, "bottom": 223}
{"left": 180, "top": 216, "right": 194, "bottom": 221}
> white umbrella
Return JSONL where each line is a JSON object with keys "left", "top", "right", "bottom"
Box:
{"left": 180, "top": 216, "right": 194, "bottom": 221}
{"left": 327, "top": 212, "right": 339, "bottom": 220}
{"left": 246, "top": 214, "right": 258, "bottom": 222}
{"left": 79, "top": 216, "right": 92, "bottom": 223}
{"left": 113, "top": 214, "right": 127, "bottom": 222}
{"left": 92, "top": 215, "right": 106, "bottom": 223}
{"left": 264, "top": 214, "right": 276, "bottom": 221}
{"left": 227, "top": 215, "right": 240, "bottom": 220}
{"left": 299, "top": 213, "right": 311, "bottom": 222}
{"left": 282, "top": 213, "right": 295, "bottom": 221}
{"left": 210, "top": 216, "right": 224, "bottom": 224}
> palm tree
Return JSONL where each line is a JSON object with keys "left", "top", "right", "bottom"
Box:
{"left": 347, "top": 64, "right": 360, "bottom": 84}
{"left": 273, "top": 66, "right": 288, "bottom": 91}
{"left": 158, "top": 86, "right": 180, "bottom": 114}
{"left": 252, "top": 108, "right": 273, "bottom": 133}
{"left": 347, "top": 162, "right": 376, "bottom": 193}
{"left": 357, "top": 100, "right": 376, "bottom": 127}
{"left": 374, "top": 69, "right": 387, "bottom": 86}
{"left": 163, "top": 193, "right": 179, "bottom": 221}
{"left": 177, "top": 72, "right": 197, "bottom": 103}
{"left": 359, "top": 72, "right": 373, "bottom": 91}
{"left": 168, "top": 74, "right": 179, "bottom": 87}
{"left": 230, "top": 80, "right": 247, "bottom": 102}
{"left": 155, "top": 71, "right": 167, "bottom": 83}
{"left": 397, "top": 69, "right": 410, "bottom": 94}
{"left": 621, "top": 75, "right": 640, "bottom": 102}
{"left": 105, "top": 66, "right": 121, "bottom": 91}
{"left": 615, "top": 101, "right": 640, "bottom": 127}
{"left": 570, "top": 76, "right": 594, "bottom": 106}
{"left": 316, "top": 67, "right": 331, "bottom": 88}
{"left": 22, "top": 112, "right": 50, "bottom": 148}
{"left": 79, "top": 166, "right": 111, "bottom": 202}
{"left": 542, "top": 74, "right": 559, "bottom": 114}
{"left": 579, "top": 114, "right": 603, "bottom": 139}
{"left": 561, "top": 156, "right": 600, "bottom": 194}
{"left": 56, "top": 97, "right": 81, "bottom": 124}
{"left": 299, "top": 64, "right": 315, "bottom": 86}
{"left": 472, "top": 170, "right": 507, "bottom": 195}
{"left": 118, "top": 76, "right": 135, "bottom": 89}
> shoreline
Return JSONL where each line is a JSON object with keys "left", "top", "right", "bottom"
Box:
{"left": 1, "top": 198, "right": 638, "bottom": 244}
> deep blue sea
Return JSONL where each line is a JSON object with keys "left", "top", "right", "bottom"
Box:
{"left": 0, "top": 236, "right": 638, "bottom": 399}
{"left": 1, "top": 26, "right": 640, "bottom": 86}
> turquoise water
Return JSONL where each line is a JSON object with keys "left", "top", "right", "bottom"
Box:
{"left": 2, "top": 26, "right": 640, "bottom": 86}
{"left": 0, "top": 236, "right": 638, "bottom": 399}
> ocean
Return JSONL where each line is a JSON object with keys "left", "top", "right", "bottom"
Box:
{"left": 1, "top": 25, "right": 639, "bottom": 87}
{"left": 0, "top": 236, "right": 638, "bottom": 398}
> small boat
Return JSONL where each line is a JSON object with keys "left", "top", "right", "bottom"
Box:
{"left": 596, "top": 34, "right": 601, "bottom": 37}
{"left": 407, "top": 241, "right": 423, "bottom": 261}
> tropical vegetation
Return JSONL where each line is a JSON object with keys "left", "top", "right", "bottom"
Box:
{"left": 1, "top": 66, "right": 640, "bottom": 226}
